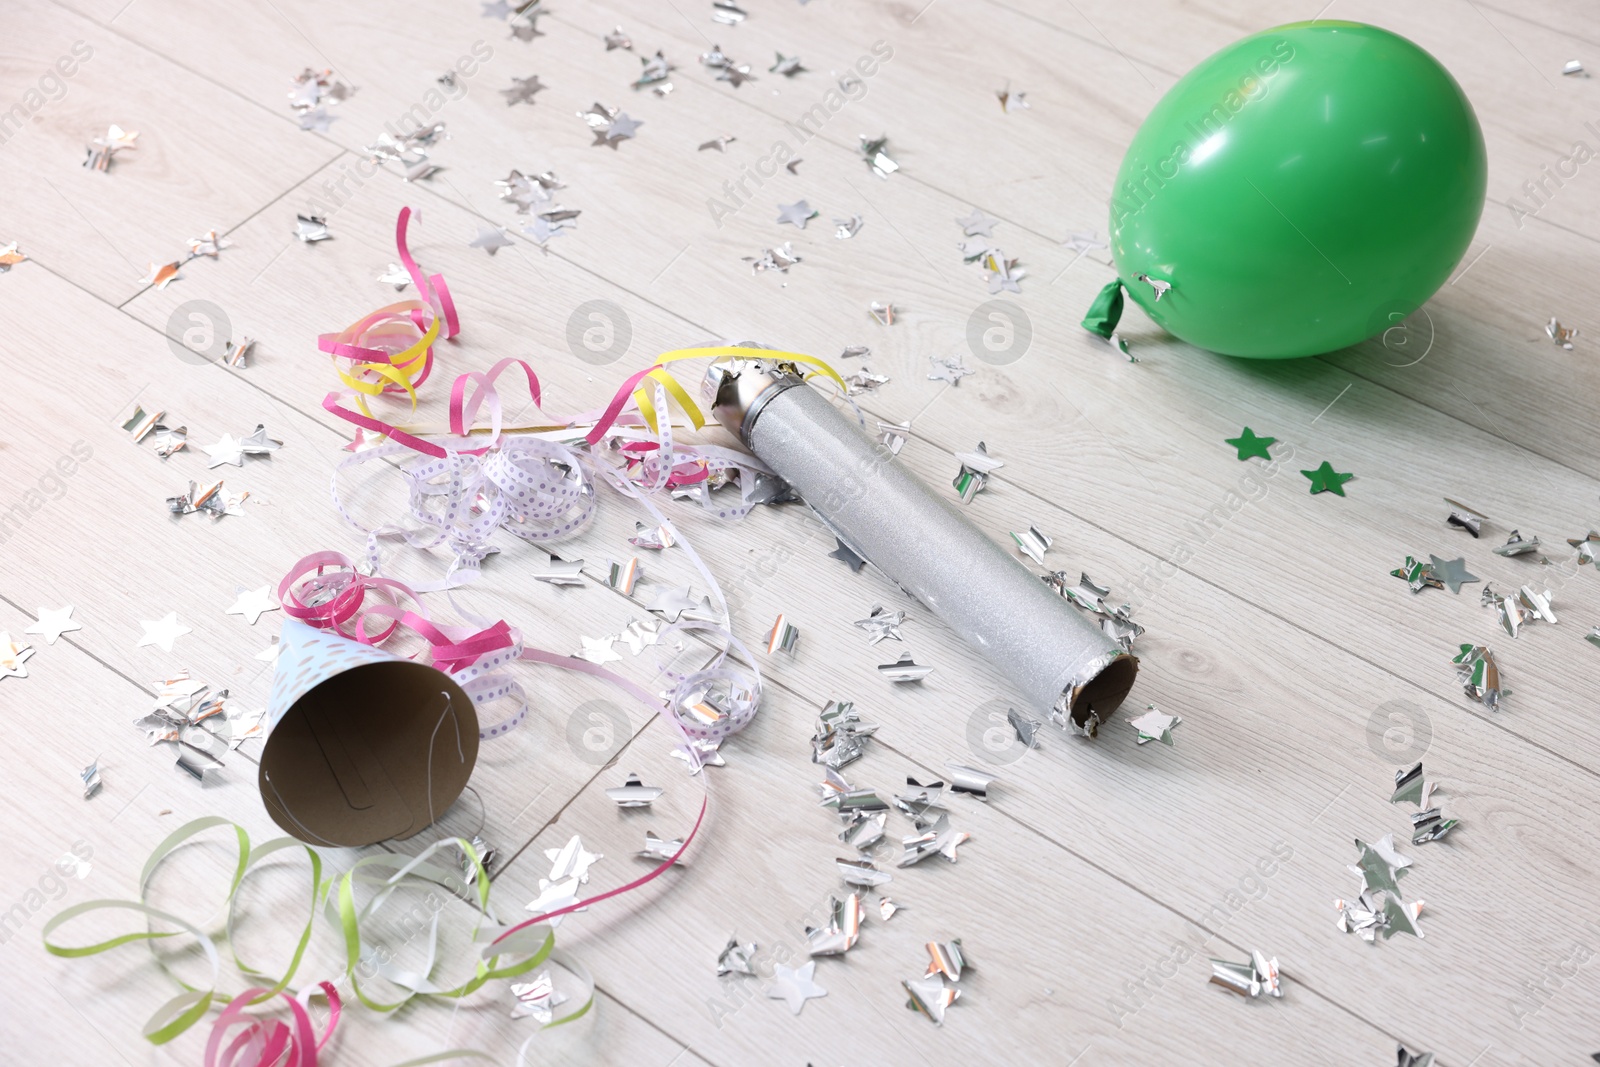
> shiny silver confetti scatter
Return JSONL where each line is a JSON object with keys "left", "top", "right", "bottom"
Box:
{"left": 860, "top": 134, "right": 899, "bottom": 177}
{"left": 1351, "top": 833, "right": 1411, "bottom": 895}
{"left": 957, "top": 209, "right": 998, "bottom": 238}
{"left": 879, "top": 896, "right": 901, "bottom": 921}
{"left": 877, "top": 420, "right": 910, "bottom": 456}
{"left": 224, "top": 337, "right": 255, "bottom": 368}
{"left": 1008, "top": 706, "right": 1042, "bottom": 749}
{"left": 509, "top": 972, "right": 567, "bottom": 1023}
{"left": 1410, "top": 807, "right": 1459, "bottom": 845}
{"left": 805, "top": 893, "right": 864, "bottom": 956}
{"left": 743, "top": 242, "right": 802, "bottom": 274}
{"left": 531, "top": 554, "right": 586, "bottom": 586}
{"left": 1391, "top": 762, "right": 1426, "bottom": 805}
{"left": 770, "top": 52, "right": 805, "bottom": 76}
{"left": 837, "top": 856, "right": 892, "bottom": 887}
{"left": 0, "top": 634, "right": 33, "bottom": 681}
{"left": 995, "top": 83, "right": 1029, "bottom": 112}
{"left": 711, "top": 0, "right": 747, "bottom": 25}
{"left": 575, "top": 635, "right": 620, "bottom": 665}
{"left": 83, "top": 124, "right": 138, "bottom": 172}
{"left": 1494, "top": 530, "right": 1542, "bottom": 558}
{"left": 945, "top": 762, "right": 996, "bottom": 800}
{"left": 606, "top": 773, "right": 663, "bottom": 808}
{"left": 824, "top": 788, "right": 888, "bottom": 816}
{"left": 1391, "top": 555, "right": 1443, "bottom": 594}
{"left": 869, "top": 300, "right": 897, "bottom": 325}
{"left": 981, "top": 250, "right": 1024, "bottom": 294}
{"left": 878, "top": 651, "right": 933, "bottom": 682}
{"left": 294, "top": 215, "right": 332, "bottom": 243}
{"left": 579, "top": 102, "right": 642, "bottom": 147}
{"left": 768, "top": 962, "right": 827, "bottom": 1013}
{"left": 605, "top": 557, "right": 640, "bottom": 596}
{"left": 150, "top": 424, "right": 187, "bottom": 459}
{"left": 853, "top": 605, "right": 905, "bottom": 645}
{"left": 1396, "top": 1045, "right": 1436, "bottom": 1067}
{"left": 926, "top": 939, "right": 968, "bottom": 982}
{"left": 894, "top": 778, "right": 945, "bottom": 819}
{"left": 699, "top": 45, "right": 755, "bottom": 87}
{"left": 766, "top": 614, "right": 800, "bottom": 655}
{"left": 1568, "top": 531, "right": 1600, "bottom": 569}
{"left": 1514, "top": 585, "right": 1558, "bottom": 624}
{"left": 827, "top": 538, "right": 866, "bottom": 572}
{"left": 718, "top": 936, "right": 757, "bottom": 976}
{"left": 1546, "top": 317, "right": 1578, "bottom": 349}
{"left": 897, "top": 813, "right": 969, "bottom": 866}
{"left": 123, "top": 405, "right": 164, "bottom": 442}
{"left": 1444, "top": 498, "right": 1487, "bottom": 538}
{"left": 464, "top": 835, "right": 498, "bottom": 883}
{"left": 812, "top": 699, "right": 879, "bottom": 769}
{"left": 842, "top": 366, "right": 890, "bottom": 396}
{"left": 545, "top": 835, "right": 602, "bottom": 884}
{"left": 0, "top": 241, "right": 26, "bottom": 272}
{"left": 1334, "top": 888, "right": 1423, "bottom": 942}
{"left": 469, "top": 227, "right": 514, "bottom": 255}
{"left": 1135, "top": 272, "right": 1172, "bottom": 301}
{"left": 240, "top": 425, "right": 282, "bottom": 457}
{"left": 840, "top": 345, "right": 870, "bottom": 360}
{"left": 634, "top": 51, "right": 675, "bottom": 94}
{"left": 604, "top": 25, "right": 632, "bottom": 50}
{"left": 904, "top": 974, "right": 960, "bottom": 1024}
{"left": 139, "top": 262, "right": 183, "bottom": 290}
{"left": 834, "top": 214, "right": 864, "bottom": 239}
{"left": 628, "top": 521, "right": 674, "bottom": 550}
{"left": 697, "top": 135, "right": 736, "bottom": 152}
{"left": 645, "top": 584, "right": 702, "bottom": 622}
{"left": 1427, "top": 555, "right": 1477, "bottom": 594}
{"left": 638, "top": 830, "right": 682, "bottom": 862}
{"left": 1128, "top": 705, "right": 1180, "bottom": 745}
{"left": 840, "top": 811, "right": 886, "bottom": 850}
{"left": 1010, "top": 526, "right": 1051, "bottom": 565}
{"left": 1208, "top": 951, "right": 1280, "bottom": 998}
{"left": 80, "top": 758, "right": 102, "bottom": 799}
{"left": 1587, "top": 625, "right": 1600, "bottom": 650}
{"left": 1562, "top": 59, "right": 1587, "bottom": 77}
{"left": 928, "top": 355, "right": 973, "bottom": 384}
{"left": 185, "top": 230, "right": 232, "bottom": 258}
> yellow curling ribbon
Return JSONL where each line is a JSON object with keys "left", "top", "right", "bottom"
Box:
{"left": 655, "top": 345, "right": 850, "bottom": 393}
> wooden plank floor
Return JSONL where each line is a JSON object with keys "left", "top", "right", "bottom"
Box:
{"left": 2, "top": 0, "right": 1598, "bottom": 1063}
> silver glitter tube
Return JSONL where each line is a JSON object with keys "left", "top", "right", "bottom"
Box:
{"left": 709, "top": 358, "right": 1137, "bottom": 731}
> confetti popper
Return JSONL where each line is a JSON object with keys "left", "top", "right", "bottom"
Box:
{"left": 707, "top": 357, "right": 1138, "bottom": 732}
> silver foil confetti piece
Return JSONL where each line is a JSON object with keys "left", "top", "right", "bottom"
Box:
{"left": 896, "top": 813, "right": 969, "bottom": 866}
{"left": 1410, "top": 807, "right": 1459, "bottom": 845}
{"left": 524, "top": 876, "right": 583, "bottom": 926}
{"left": 945, "top": 762, "right": 996, "bottom": 801}
{"left": 672, "top": 736, "right": 725, "bottom": 773}
{"left": 83, "top": 124, "right": 138, "bottom": 172}
{"left": 1444, "top": 498, "right": 1487, "bottom": 537}
{"left": 894, "top": 778, "right": 946, "bottom": 819}
{"left": 853, "top": 605, "right": 905, "bottom": 645}
{"left": 904, "top": 975, "right": 960, "bottom": 1025}
{"left": 1546, "top": 317, "right": 1578, "bottom": 348}
{"left": 1494, "top": 529, "right": 1542, "bottom": 558}
{"left": 1128, "top": 705, "right": 1180, "bottom": 746}
{"left": 629, "top": 521, "right": 675, "bottom": 550}
{"left": 1397, "top": 1045, "right": 1436, "bottom": 1067}
{"left": 766, "top": 613, "right": 800, "bottom": 655}
{"left": 1008, "top": 706, "right": 1042, "bottom": 749}
{"left": 869, "top": 300, "right": 897, "bottom": 325}
{"left": 743, "top": 242, "right": 802, "bottom": 274}
{"left": 1515, "top": 584, "right": 1558, "bottom": 625}
{"left": 1427, "top": 555, "right": 1478, "bottom": 595}
{"left": 1391, "top": 762, "right": 1426, "bottom": 805}
{"left": 805, "top": 893, "right": 864, "bottom": 956}
{"left": 843, "top": 367, "right": 890, "bottom": 396}
{"left": 812, "top": 699, "right": 878, "bottom": 769}
{"left": 1135, "top": 272, "right": 1172, "bottom": 301}
{"left": 634, "top": 50, "right": 675, "bottom": 94}
{"left": 545, "top": 835, "right": 602, "bottom": 884}
{"left": 638, "top": 830, "right": 683, "bottom": 862}
{"left": 509, "top": 971, "right": 567, "bottom": 1023}
{"left": 605, "top": 557, "right": 640, "bottom": 596}
{"left": 995, "top": 84, "right": 1029, "bottom": 112}
{"left": 294, "top": 214, "right": 332, "bottom": 243}
{"left": 240, "top": 424, "right": 282, "bottom": 457}
{"left": 463, "top": 834, "right": 498, "bottom": 884}
{"left": 956, "top": 208, "right": 998, "bottom": 237}
{"left": 827, "top": 538, "right": 866, "bottom": 572}
{"left": 605, "top": 773, "right": 663, "bottom": 808}
{"left": 1390, "top": 555, "right": 1443, "bottom": 594}
{"left": 1009, "top": 526, "right": 1051, "bottom": 565}
{"left": 575, "top": 635, "right": 621, "bottom": 664}
{"left": 0, "top": 633, "right": 32, "bottom": 681}
{"left": 0, "top": 241, "right": 25, "bottom": 272}
{"left": 1587, "top": 625, "right": 1600, "bottom": 650}
{"left": 1567, "top": 531, "right": 1600, "bottom": 569}
{"left": 1452, "top": 643, "right": 1506, "bottom": 709}
{"left": 1351, "top": 834, "right": 1412, "bottom": 896}
{"left": 823, "top": 788, "right": 889, "bottom": 816}
{"left": 982, "top": 250, "right": 1023, "bottom": 294}
{"left": 711, "top": 0, "right": 747, "bottom": 25}
{"left": 175, "top": 746, "right": 224, "bottom": 782}
{"left": 928, "top": 355, "right": 973, "bottom": 384}
{"left": 1207, "top": 950, "right": 1280, "bottom": 998}
{"left": 150, "top": 424, "right": 187, "bottom": 459}
{"left": 698, "top": 44, "right": 755, "bottom": 87}
{"left": 604, "top": 26, "right": 632, "bottom": 50}
{"left": 578, "top": 102, "right": 642, "bottom": 147}
{"left": 840, "top": 345, "right": 870, "bottom": 359}
{"left": 185, "top": 229, "right": 232, "bottom": 258}
{"left": 837, "top": 856, "right": 892, "bottom": 887}
{"left": 770, "top": 52, "right": 805, "bottom": 76}
{"left": 878, "top": 895, "right": 902, "bottom": 921}
{"left": 926, "top": 939, "right": 968, "bottom": 982}
{"left": 224, "top": 338, "right": 255, "bottom": 368}
{"left": 776, "top": 200, "right": 818, "bottom": 229}
{"left": 860, "top": 134, "right": 899, "bottom": 178}
{"left": 80, "top": 758, "right": 102, "bottom": 800}
{"left": 1480, "top": 586, "right": 1527, "bottom": 638}
{"left": 878, "top": 651, "right": 933, "bottom": 682}
{"left": 469, "top": 226, "right": 514, "bottom": 255}
{"left": 123, "top": 405, "right": 164, "bottom": 442}
{"left": 1562, "top": 59, "right": 1587, "bottom": 77}
{"left": 877, "top": 419, "right": 910, "bottom": 455}
{"left": 840, "top": 811, "right": 886, "bottom": 851}
{"left": 718, "top": 936, "right": 757, "bottom": 976}
{"left": 698, "top": 135, "right": 736, "bottom": 152}
{"left": 768, "top": 962, "right": 827, "bottom": 1014}
{"left": 645, "top": 584, "right": 701, "bottom": 621}
{"left": 531, "top": 554, "right": 586, "bottom": 585}
{"left": 834, "top": 214, "right": 864, "bottom": 239}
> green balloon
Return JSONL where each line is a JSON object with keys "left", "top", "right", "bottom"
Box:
{"left": 1107, "top": 22, "right": 1486, "bottom": 358}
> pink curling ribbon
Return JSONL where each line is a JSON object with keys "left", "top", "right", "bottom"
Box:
{"left": 204, "top": 982, "right": 341, "bottom": 1067}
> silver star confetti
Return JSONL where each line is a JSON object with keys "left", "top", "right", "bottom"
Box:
{"left": 1546, "top": 317, "right": 1578, "bottom": 349}
{"left": 509, "top": 972, "right": 567, "bottom": 1023}
{"left": 770, "top": 53, "right": 805, "bottom": 76}
{"left": 294, "top": 215, "right": 332, "bottom": 243}
{"left": 1494, "top": 530, "right": 1542, "bottom": 558}
{"left": 80, "top": 758, "right": 102, "bottom": 799}
{"left": 136, "top": 612, "right": 191, "bottom": 652}
{"left": 928, "top": 355, "right": 972, "bottom": 385}
{"left": 1427, "top": 555, "right": 1478, "bottom": 594}
{"left": 837, "top": 856, "right": 892, "bottom": 888}
{"left": 1207, "top": 950, "right": 1281, "bottom": 998}
{"left": 225, "top": 586, "right": 278, "bottom": 625}
{"left": 860, "top": 134, "right": 899, "bottom": 178}
{"left": 604, "top": 26, "right": 632, "bottom": 50}
{"left": 1390, "top": 555, "right": 1443, "bottom": 594}
{"left": 995, "top": 83, "right": 1029, "bottom": 112}
{"left": 767, "top": 962, "right": 827, "bottom": 1014}
{"left": 743, "top": 242, "right": 802, "bottom": 273}
{"left": 776, "top": 200, "right": 818, "bottom": 229}
{"left": 878, "top": 650, "right": 932, "bottom": 682}
{"left": 26, "top": 606, "right": 81, "bottom": 645}
{"left": 805, "top": 892, "right": 864, "bottom": 956}
{"left": 1008, "top": 706, "right": 1042, "bottom": 748}
{"left": 1444, "top": 497, "right": 1487, "bottom": 537}
{"left": 1128, "top": 705, "right": 1180, "bottom": 745}
{"left": 544, "top": 834, "right": 602, "bottom": 883}
{"left": 766, "top": 613, "right": 800, "bottom": 655}
{"left": 853, "top": 605, "right": 904, "bottom": 645}
{"left": 904, "top": 975, "right": 960, "bottom": 1025}
{"left": 833, "top": 214, "right": 864, "bottom": 239}
{"left": 717, "top": 936, "right": 757, "bottom": 976}
{"left": 469, "top": 226, "right": 514, "bottom": 255}
{"left": 501, "top": 74, "right": 546, "bottom": 106}
{"left": 634, "top": 51, "right": 675, "bottom": 94}
{"left": 0, "top": 634, "right": 35, "bottom": 681}
{"left": 638, "top": 830, "right": 682, "bottom": 862}
{"left": 698, "top": 135, "right": 736, "bottom": 152}
{"left": 1009, "top": 526, "right": 1051, "bottom": 565}
{"left": 1136, "top": 272, "right": 1172, "bottom": 301}
{"left": 699, "top": 45, "right": 755, "bottom": 87}
{"left": 711, "top": 0, "right": 747, "bottom": 25}
{"left": 1568, "top": 530, "right": 1600, "bottom": 568}
{"left": 605, "top": 773, "right": 663, "bottom": 808}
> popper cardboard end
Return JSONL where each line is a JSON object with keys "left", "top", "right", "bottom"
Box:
{"left": 259, "top": 619, "right": 480, "bottom": 847}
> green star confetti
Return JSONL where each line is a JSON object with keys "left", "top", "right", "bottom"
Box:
{"left": 1301, "top": 461, "right": 1353, "bottom": 496}
{"left": 1224, "top": 427, "right": 1276, "bottom": 461}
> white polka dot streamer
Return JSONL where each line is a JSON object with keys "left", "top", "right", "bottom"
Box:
{"left": 650, "top": 619, "right": 763, "bottom": 740}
